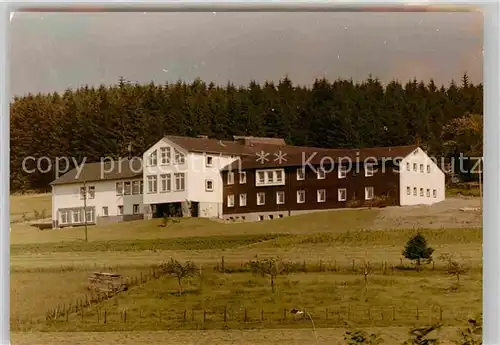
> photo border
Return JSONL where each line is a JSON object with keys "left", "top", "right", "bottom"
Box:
{"left": 1, "top": 2, "right": 496, "bottom": 344}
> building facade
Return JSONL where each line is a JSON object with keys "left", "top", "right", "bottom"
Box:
{"left": 50, "top": 135, "right": 446, "bottom": 227}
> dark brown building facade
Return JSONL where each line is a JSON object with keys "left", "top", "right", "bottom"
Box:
{"left": 221, "top": 159, "right": 402, "bottom": 221}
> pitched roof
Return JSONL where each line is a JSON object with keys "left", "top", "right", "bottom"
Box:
{"left": 50, "top": 158, "right": 143, "bottom": 186}
{"left": 221, "top": 145, "right": 419, "bottom": 171}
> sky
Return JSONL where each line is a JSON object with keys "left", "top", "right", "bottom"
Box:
{"left": 9, "top": 11, "right": 483, "bottom": 97}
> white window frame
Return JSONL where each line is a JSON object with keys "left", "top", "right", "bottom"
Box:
{"left": 406, "top": 162, "right": 410, "bottom": 171}
{"left": 255, "top": 169, "right": 286, "bottom": 186}
{"left": 60, "top": 210, "right": 69, "bottom": 225}
{"left": 85, "top": 208, "right": 95, "bottom": 223}
{"left": 406, "top": 186, "right": 411, "bottom": 195}
{"left": 147, "top": 175, "right": 157, "bottom": 193}
{"left": 420, "top": 164, "right": 424, "bottom": 173}
{"left": 79, "top": 187, "right": 86, "bottom": 200}
{"left": 426, "top": 188, "right": 430, "bottom": 197}
{"left": 227, "top": 171, "right": 235, "bottom": 185}
{"left": 239, "top": 172, "right": 246, "bottom": 184}
{"left": 276, "top": 191, "right": 285, "bottom": 205}
{"left": 124, "top": 181, "right": 132, "bottom": 195}
{"left": 174, "top": 149, "right": 185, "bottom": 164}
{"left": 133, "top": 204, "right": 140, "bottom": 215}
{"left": 257, "top": 192, "right": 266, "bottom": 205}
{"left": 420, "top": 188, "right": 424, "bottom": 196}
{"left": 427, "top": 165, "right": 431, "bottom": 173}
{"left": 227, "top": 194, "right": 235, "bottom": 207}
{"left": 206, "top": 155, "right": 213, "bottom": 167}
{"left": 365, "top": 164, "right": 375, "bottom": 177}
{"left": 132, "top": 181, "right": 140, "bottom": 195}
{"left": 160, "top": 174, "right": 171, "bottom": 193}
{"left": 338, "top": 166, "right": 347, "bottom": 179}
{"left": 413, "top": 163, "right": 417, "bottom": 172}
{"left": 139, "top": 180, "right": 144, "bottom": 194}
{"left": 413, "top": 187, "right": 417, "bottom": 196}
{"left": 297, "top": 190, "right": 305, "bottom": 204}
{"left": 174, "top": 173, "right": 185, "bottom": 191}
{"left": 160, "top": 147, "right": 171, "bottom": 165}
{"left": 239, "top": 193, "right": 247, "bottom": 207}
{"left": 205, "top": 179, "right": 214, "bottom": 192}
{"left": 317, "top": 189, "right": 326, "bottom": 203}
{"left": 117, "top": 205, "right": 124, "bottom": 215}
{"left": 297, "top": 168, "right": 305, "bottom": 181}
{"left": 148, "top": 150, "right": 157, "bottom": 166}
{"left": 72, "top": 209, "right": 82, "bottom": 223}
{"left": 116, "top": 182, "right": 123, "bottom": 196}
{"left": 365, "top": 186, "right": 374, "bottom": 200}
{"left": 317, "top": 168, "right": 326, "bottom": 180}
{"left": 338, "top": 188, "right": 347, "bottom": 201}
{"left": 433, "top": 189, "right": 437, "bottom": 198}
{"left": 102, "top": 206, "right": 108, "bottom": 217}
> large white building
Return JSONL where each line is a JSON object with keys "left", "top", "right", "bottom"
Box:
{"left": 50, "top": 135, "right": 446, "bottom": 228}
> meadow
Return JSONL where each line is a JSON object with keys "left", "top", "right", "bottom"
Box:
{"left": 10, "top": 193, "right": 482, "bottom": 344}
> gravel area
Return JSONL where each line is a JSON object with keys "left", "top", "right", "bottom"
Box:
{"left": 372, "top": 197, "right": 481, "bottom": 229}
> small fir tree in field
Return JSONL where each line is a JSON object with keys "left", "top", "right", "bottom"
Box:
{"left": 402, "top": 233, "right": 434, "bottom": 270}
{"left": 161, "top": 258, "right": 198, "bottom": 296}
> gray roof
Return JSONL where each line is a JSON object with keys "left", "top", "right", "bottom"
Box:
{"left": 50, "top": 158, "right": 143, "bottom": 186}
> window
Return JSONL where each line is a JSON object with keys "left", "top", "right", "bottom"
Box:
{"left": 255, "top": 169, "right": 286, "bottom": 186}
{"left": 297, "top": 190, "right": 305, "bottom": 203}
{"left": 297, "top": 168, "right": 305, "bottom": 180}
{"left": 60, "top": 210, "right": 69, "bottom": 224}
{"left": 72, "top": 209, "right": 82, "bottom": 223}
{"left": 426, "top": 189, "right": 430, "bottom": 197}
{"left": 239, "top": 193, "right": 247, "bottom": 206}
{"left": 102, "top": 206, "right": 108, "bottom": 217}
{"left": 420, "top": 188, "right": 424, "bottom": 196}
{"left": 85, "top": 208, "right": 95, "bottom": 223}
{"left": 117, "top": 205, "right": 124, "bottom": 215}
{"left": 160, "top": 174, "right": 171, "bottom": 193}
{"left": 139, "top": 180, "right": 144, "bottom": 194}
{"left": 317, "top": 189, "right": 326, "bottom": 203}
{"left": 124, "top": 181, "right": 131, "bottom": 195}
{"left": 206, "top": 155, "right": 213, "bottom": 167}
{"left": 433, "top": 189, "right": 437, "bottom": 198}
{"left": 174, "top": 173, "right": 185, "bottom": 191}
{"left": 413, "top": 163, "right": 417, "bottom": 172}
{"left": 338, "top": 166, "right": 347, "bottom": 179}
{"left": 205, "top": 179, "right": 213, "bottom": 191}
{"left": 116, "top": 182, "right": 123, "bottom": 196}
{"left": 365, "top": 164, "right": 375, "bottom": 177}
{"left": 365, "top": 187, "right": 374, "bottom": 200}
{"left": 257, "top": 192, "right": 266, "bottom": 205}
{"left": 160, "top": 147, "right": 171, "bottom": 165}
{"left": 174, "top": 149, "right": 185, "bottom": 164}
{"left": 427, "top": 165, "right": 431, "bottom": 173}
{"left": 406, "top": 162, "right": 410, "bottom": 171}
{"left": 133, "top": 204, "right": 140, "bottom": 215}
{"left": 338, "top": 188, "right": 347, "bottom": 201}
{"left": 257, "top": 171, "right": 265, "bottom": 184}
{"left": 132, "top": 181, "right": 140, "bottom": 195}
{"left": 227, "top": 194, "right": 235, "bottom": 207}
{"left": 88, "top": 186, "right": 95, "bottom": 199}
{"left": 147, "top": 175, "right": 157, "bottom": 193}
{"left": 276, "top": 191, "right": 285, "bottom": 205}
{"left": 79, "top": 187, "right": 86, "bottom": 200}
{"left": 227, "top": 171, "right": 235, "bottom": 185}
{"left": 239, "top": 172, "right": 246, "bottom": 184}
{"left": 148, "top": 150, "right": 157, "bottom": 166}
{"left": 420, "top": 164, "right": 424, "bottom": 173}
{"left": 413, "top": 187, "right": 417, "bottom": 196}
{"left": 317, "top": 168, "right": 326, "bottom": 179}
{"left": 406, "top": 186, "right": 411, "bottom": 195}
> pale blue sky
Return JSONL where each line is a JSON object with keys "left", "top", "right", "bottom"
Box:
{"left": 9, "top": 11, "right": 483, "bottom": 96}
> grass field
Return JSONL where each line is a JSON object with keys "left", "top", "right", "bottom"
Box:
{"left": 9, "top": 193, "right": 483, "bottom": 344}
